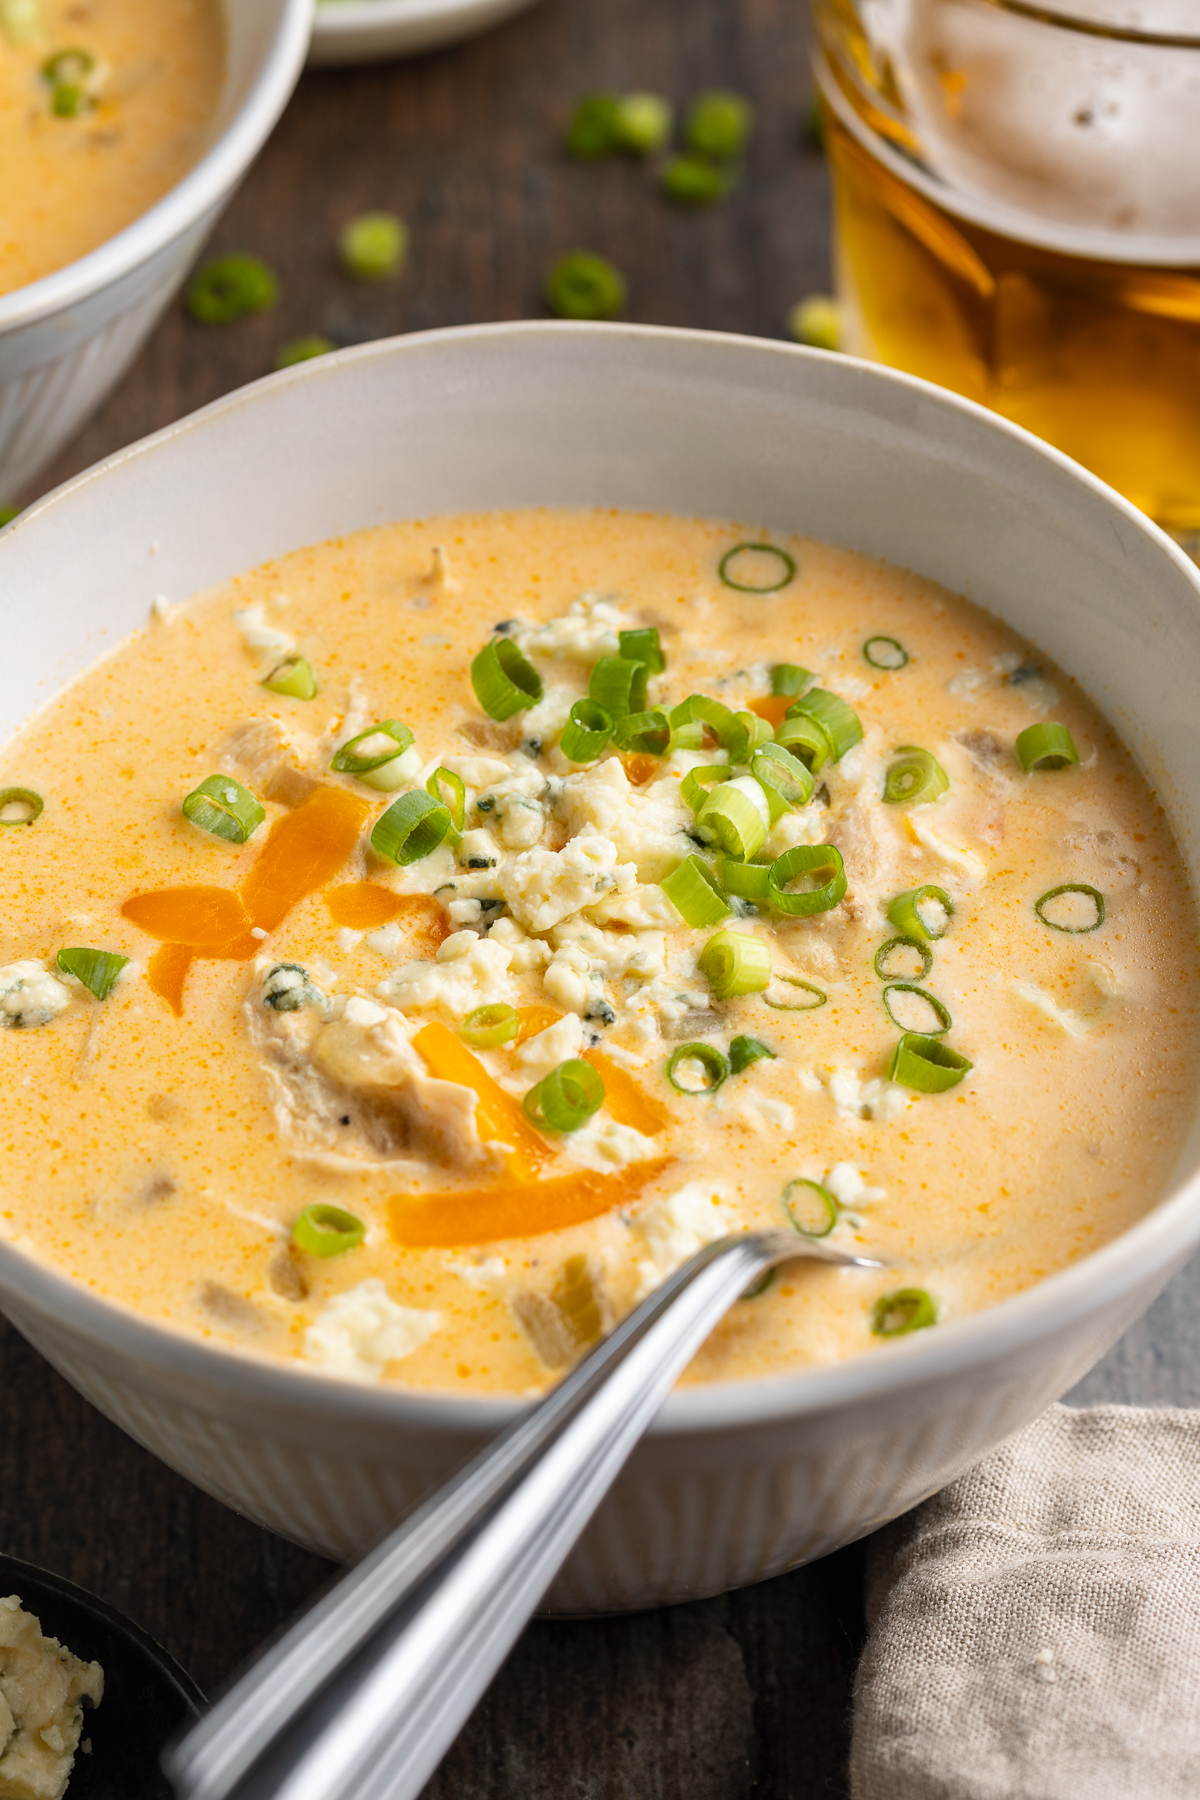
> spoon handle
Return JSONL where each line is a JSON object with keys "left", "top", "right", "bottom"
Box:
{"left": 168, "top": 1229, "right": 878, "bottom": 1800}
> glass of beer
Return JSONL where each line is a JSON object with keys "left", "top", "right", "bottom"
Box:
{"left": 812, "top": 0, "right": 1200, "bottom": 544}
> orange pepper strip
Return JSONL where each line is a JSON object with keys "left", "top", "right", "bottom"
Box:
{"left": 514, "top": 1004, "right": 563, "bottom": 1045}
{"left": 326, "top": 882, "right": 406, "bottom": 930}
{"left": 749, "top": 694, "right": 792, "bottom": 730}
{"left": 388, "top": 1159, "right": 672, "bottom": 1248}
{"left": 240, "top": 785, "right": 372, "bottom": 936}
{"left": 583, "top": 1050, "right": 671, "bottom": 1137}
{"left": 147, "top": 942, "right": 194, "bottom": 1016}
{"left": 121, "top": 886, "right": 250, "bottom": 949}
{"left": 413, "top": 1022, "right": 551, "bottom": 1177}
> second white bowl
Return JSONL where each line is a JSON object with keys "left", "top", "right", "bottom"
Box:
{"left": 307, "top": 0, "right": 544, "bottom": 65}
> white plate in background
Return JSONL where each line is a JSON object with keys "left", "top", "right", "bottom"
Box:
{"left": 308, "top": 0, "right": 544, "bottom": 65}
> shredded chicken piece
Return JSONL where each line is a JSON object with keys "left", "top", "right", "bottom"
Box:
{"left": 511, "top": 1253, "right": 612, "bottom": 1368}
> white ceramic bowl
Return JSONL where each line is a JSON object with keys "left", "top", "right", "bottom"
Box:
{"left": 307, "top": 0, "right": 542, "bottom": 65}
{"left": 2, "top": 323, "right": 1199, "bottom": 1612}
{"left": 0, "top": 0, "right": 312, "bottom": 502}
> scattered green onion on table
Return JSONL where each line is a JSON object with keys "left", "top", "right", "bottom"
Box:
{"left": 339, "top": 211, "right": 407, "bottom": 281}
{"left": 186, "top": 254, "right": 278, "bottom": 325}
{"left": 544, "top": 251, "right": 627, "bottom": 320}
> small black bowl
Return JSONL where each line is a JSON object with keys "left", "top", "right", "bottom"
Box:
{"left": 0, "top": 1554, "right": 205, "bottom": 1798}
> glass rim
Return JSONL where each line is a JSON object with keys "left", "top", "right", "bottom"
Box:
{"left": 985, "top": 0, "right": 1200, "bottom": 49}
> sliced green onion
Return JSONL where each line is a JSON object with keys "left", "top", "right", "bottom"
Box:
{"left": 566, "top": 92, "right": 620, "bottom": 159}
{"left": 767, "top": 844, "right": 846, "bottom": 917}
{"left": 371, "top": 790, "right": 454, "bottom": 866}
{"left": 741, "top": 1267, "right": 776, "bottom": 1299}
{"left": 56, "top": 946, "right": 128, "bottom": 1002}
{"left": 887, "top": 885, "right": 953, "bottom": 943}
{"left": 331, "top": 718, "right": 414, "bottom": 776}
{"left": 544, "top": 250, "right": 627, "bottom": 320}
{"left": 729, "top": 1034, "right": 776, "bottom": 1074}
{"left": 782, "top": 1178, "right": 837, "bottom": 1238}
{"left": 727, "top": 711, "right": 774, "bottom": 763}
{"left": 698, "top": 928, "right": 771, "bottom": 999}
{"left": 882, "top": 984, "right": 951, "bottom": 1035}
{"left": 185, "top": 254, "right": 278, "bottom": 326}
{"left": 613, "top": 92, "right": 674, "bottom": 156}
{"left": 660, "top": 155, "right": 730, "bottom": 206}
{"left": 0, "top": 507, "right": 19, "bottom": 529}
{"left": 470, "top": 638, "right": 543, "bottom": 720}
{"left": 426, "top": 767, "right": 466, "bottom": 832}
{"left": 752, "top": 743, "right": 814, "bottom": 818}
{"left": 589, "top": 654, "right": 647, "bottom": 720}
{"left": 339, "top": 211, "right": 407, "bottom": 281}
{"left": 770, "top": 663, "right": 811, "bottom": 697}
{"left": 863, "top": 636, "right": 908, "bottom": 671}
{"left": 42, "top": 46, "right": 95, "bottom": 116}
{"left": 684, "top": 89, "right": 754, "bottom": 161}
{"left": 787, "top": 688, "right": 863, "bottom": 761}
{"left": 874, "top": 936, "right": 933, "bottom": 982}
{"left": 872, "top": 1288, "right": 936, "bottom": 1336}
{"left": 1035, "top": 883, "right": 1105, "bottom": 934}
{"left": 459, "top": 1003, "right": 521, "bottom": 1049}
{"left": 293, "top": 1204, "right": 365, "bottom": 1259}
{"left": 1016, "top": 722, "right": 1079, "bottom": 772}
{"left": 1, "top": 2, "right": 42, "bottom": 48}
{"left": 523, "top": 1058, "right": 605, "bottom": 1132}
{"left": 721, "top": 859, "right": 771, "bottom": 901}
{"left": 764, "top": 975, "right": 827, "bottom": 1011}
{"left": 560, "top": 698, "right": 615, "bottom": 763}
{"left": 718, "top": 543, "right": 796, "bottom": 594}
{"left": 883, "top": 745, "right": 949, "bottom": 806}
{"left": 613, "top": 708, "right": 672, "bottom": 755}
{"left": 182, "top": 774, "right": 265, "bottom": 845}
{"left": 0, "top": 787, "right": 43, "bottom": 827}
{"left": 666, "top": 1042, "right": 728, "bottom": 1094}
{"left": 669, "top": 721, "right": 707, "bottom": 754}
{"left": 774, "top": 711, "right": 832, "bottom": 773}
{"left": 262, "top": 656, "right": 317, "bottom": 700}
{"left": 662, "top": 854, "right": 730, "bottom": 927}
{"left": 788, "top": 295, "right": 841, "bottom": 350}
{"left": 671, "top": 693, "right": 736, "bottom": 745}
{"left": 275, "top": 336, "right": 334, "bottom": 370}
{"left": 680, "top": 765, "right": 728, "bottom": 813}
{"left": 695, "top": 780, "right": 769, "bottom": 860}
{"left": 888, "top": 1033, "right": 972, "bottom": 1092}
{"left": 618, "top": 627, "right": 665, "bottom": 674}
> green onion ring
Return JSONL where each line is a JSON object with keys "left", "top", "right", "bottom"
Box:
{"left": 727, "top": 711, "right": 774, "bottom": 763}
{"left": 1016, "top": 722, "right": 1080, "bottom": 772}
{"left": 261, "top": 657, "right": 318, "bottom": 700}
{"left": 459, "top": 1003, "right": 521, "bottom": 1049}
{"left": 871, "top": 1288, "right": 937, "bottom": 1336}
{"left": 888, "top": 1033, "right": 972, "bottom": 1092}
{"left": 729, "top": 1034, "right": 776, "bottom": 1073}
{"left": 680, "top": 765, "right": 729, "bottom": 813}
{"left": 774, "top": 711, "right": 832, "bottom": 773}
{"left": 766, "top": 844, "right": 847, "bottom": 917}
{"left": 695, "top": 782, "right": 769, "bottom": 860}
{"left": 293, "top": 1204, "right": 366, "bottom": 1259}
{"left": 1034, "top": 883, "right": 1105, "bottom": 934}
{"left": 560, "top": 698, "right": 615, "bottom": 763}
{"left": 614, "top": 708, "right": 672, "bottom": 755}
{"left": 182, "top": 774, "right": 265, "bottom": 845}
{"left": 782, "top": 1178, "right": 838, "bottom": 1238}
{"left": 666, "top": 1042, "right": 729, "bottom": 1094}
{"left": 371, "top": 790, "right": 454, "bottom": 866}
{"left": 718, "top": 543, "right": 797, "bottom": 593}
{"left": 662, "top": 854, "right": 730, "bottom": 927}
{"left": 751, "top": 743, "right": 814, "bottom": 818}
{"left": 874, "top": 936, "right": 934, "bottom": 982}
{"left": 763, "top": 975, "right": 828, "bottom": 1011}
{"left": 883, "top": 745, "right": 949, "bottom": 806}
{"left": 523, "top": 1058, "right": 605, "bottom": 1132}
{"left": 589, "top": 654, "right": 647, "bottom": 720}
{"left": 770, "top": 663, "right": 811, "bottom": 698}
{"left": 470, "top": 637, "right": 544, "bottom": 720}
{"left": 426, "top": 767, "right": 467, "bottom": 833}
{"left": 618, "top": 627, "right": 666, "bottom": 674}
{"left": 785, "top": 688, "right": 863, "bottom": 760}
{"left": 0, "top": 787, "right": 44, "bottom": 827}
{"left": 185, "top": 253, "right": 279, "bottom": 326}
{"left": 671, "top": 693, "right": 737, "bottom": 748}
{"left": 886, "top": 885, "right": 953, "bottom": 943}
{"left": 721, "top": 859, "right": 771, "bottom": 901}
{"left": 698, "top": 928, "right": 772, "bottom": 999}
{"left": 56, "top": 946, "right": 128, "bottom": 1002}
{"left": 881, "top": 983, "right": 951, "bottom": 1035}
{"left": 331, "top": 718, "right": 415, "bottom": 775}
{"left": 863, "top": 636, "right": 908, "bottom": 671}
{"left": 740, "top": 1267, "right": 776, "bottom": 1299}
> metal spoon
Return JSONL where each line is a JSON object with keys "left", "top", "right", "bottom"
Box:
{"left": 166, "top": 1228, "right": 881, "bottom": 1800}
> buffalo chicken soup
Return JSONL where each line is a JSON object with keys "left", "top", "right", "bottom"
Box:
{"left": 0, "top": 510, "right": 1196, "bottom": 1392}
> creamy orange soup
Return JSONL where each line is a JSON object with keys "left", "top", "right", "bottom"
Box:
{"left": 0, "top": 0, "right": 225, "bottom": 296}
{"left": 1, "top": 510, "right": 1197, "bottom": 1394}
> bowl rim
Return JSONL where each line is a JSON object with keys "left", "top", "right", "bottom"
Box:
{"left": 3, "top": 318, "right": 1200, "bottom": 1439}
{"left": 0, "top": 0, "right": 314, "bottom": 336}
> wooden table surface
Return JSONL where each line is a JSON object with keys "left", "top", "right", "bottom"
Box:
{"left": 6, "top": 0, "right": 1200, "bottom": 1793}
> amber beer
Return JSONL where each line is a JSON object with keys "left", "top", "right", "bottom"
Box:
{"left": 814, "top": 0, "right": 1200, "bottom": 540}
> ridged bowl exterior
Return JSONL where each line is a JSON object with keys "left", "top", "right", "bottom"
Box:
{"left": 0, "top": 0, "right": 312, "bottom": 498}
{"left": 1, "top": 324, "right": 1199, "bottom": 1611}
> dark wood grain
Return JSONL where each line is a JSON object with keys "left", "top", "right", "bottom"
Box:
{"left": 4, "top": 0, "right": 1199, "bottom": 1794}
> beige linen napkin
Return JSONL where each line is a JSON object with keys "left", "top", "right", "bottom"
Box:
{"left": 851, "top": 1404, "right": 1200, "bottom": 1800}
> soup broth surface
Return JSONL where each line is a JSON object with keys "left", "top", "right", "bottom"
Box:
{"left": 1, "top": 509, "right": 1196, "bottom": 1394}
{"left": 0, "top": 0, "right": 225, "bottom": 296}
